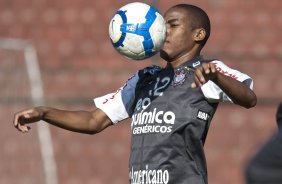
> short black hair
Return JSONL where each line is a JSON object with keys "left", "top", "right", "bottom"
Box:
{"left": 172, "top": 4, "right": 211, "bottom": 47}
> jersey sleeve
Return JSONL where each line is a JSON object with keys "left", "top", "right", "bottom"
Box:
{"left": 93, "top": 73, "right": 139, "bottom": 124}
{"left": 200, "top": 60, "right": 254, "bottom": 103}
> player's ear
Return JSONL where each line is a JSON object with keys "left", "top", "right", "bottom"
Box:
{"left": 194, "top": 28, "right": 206, "bottom": 43}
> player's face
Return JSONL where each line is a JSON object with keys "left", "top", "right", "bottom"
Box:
{"left": 161, "top": 7, "right": 196, "bottom": 62}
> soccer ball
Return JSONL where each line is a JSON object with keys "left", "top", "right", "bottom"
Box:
{"left": 109, "top": 2, "right": 166, "bottom": 60}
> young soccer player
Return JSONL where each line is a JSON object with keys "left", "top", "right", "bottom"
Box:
{"left": 14, "top": 4, "right": 256, "bottom": 184}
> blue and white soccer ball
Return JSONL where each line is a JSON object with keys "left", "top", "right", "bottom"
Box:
{"left": 109, "top": 2, "right": 166, "bottom": 60}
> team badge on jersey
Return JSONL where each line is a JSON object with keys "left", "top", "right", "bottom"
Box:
{"left": 172, "top": 68, "right": 187, "bottom": 86}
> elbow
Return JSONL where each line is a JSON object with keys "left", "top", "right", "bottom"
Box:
{"left": 234, "top": 90, "right": 257, "bottom": 109}
{"left": 85, "top": 130, "right": 98, "bottom": 135}
{"left": 243, "top": 92, "right": 257, "bottom": 109}
{"left": 86, "top": 127, "right": 101, "bottom": 135}
{"left": 87, "top": 111, "right": 113, "bottom": 135}
{"left": 245, "top": 99, "right": 257, "bottom": 109}
{"left": 87, "top": 122, "right": 108, "bottom": 135}
{"left": 87, "top": 128, "right": 104, "bottom": 135}
{"left": 74, "top": 129, "right": 99, "bottom": 135}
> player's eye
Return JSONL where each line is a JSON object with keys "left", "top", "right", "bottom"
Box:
{"left": 166, "top": 23, "right": 179, "bottom": 29}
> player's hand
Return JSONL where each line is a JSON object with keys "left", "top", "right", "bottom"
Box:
{"left": 191, "top": 63, "right": 217, "bottom": 88}
{"left": 13, "top": 108, "right": 43, "bottom": 133}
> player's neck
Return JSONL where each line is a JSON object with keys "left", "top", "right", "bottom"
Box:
{"left": 170, "top": 49, "right": 201, "bottom": 68}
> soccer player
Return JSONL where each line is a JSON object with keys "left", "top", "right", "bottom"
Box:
{"left": 13, "top": 4, "right": 257, "bottom": 184}
{"left": 245, "top": 102, "right": 282, "bottom": 184}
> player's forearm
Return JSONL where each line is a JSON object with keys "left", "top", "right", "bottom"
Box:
{"left": 38, "top": 107, "right": 106, "bottom": 134}
{"left": 212, "top": 73, "right": 257, "bottom": 108}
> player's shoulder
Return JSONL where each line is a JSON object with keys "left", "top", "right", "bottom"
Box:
{"left": 135, "top": 64, "right": 163, "bottom": 80}
{"left": 125, "top": 65, "right": 163, "bottom": 87}
{"left": 205, "top": 59, "right": 231, "bottom": 70}
{"left": 138, "top": 65, "right": 163, "bottom": 75}
{"left": 204, "top": 59, "right": 225, "bottom": 65}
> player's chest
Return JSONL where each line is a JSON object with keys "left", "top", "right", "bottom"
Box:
{"left": 134, "top": 67, "right": 195, "bottom": 111}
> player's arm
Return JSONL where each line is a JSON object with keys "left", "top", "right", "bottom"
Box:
{"left": 191, "top": 62, "right": 257, "bottom": 108}
{"left": 13, "top": 68, "right": 141, "bottom": 134}
{"left": 13, "top": 107, "right": 113, "bottom": 134}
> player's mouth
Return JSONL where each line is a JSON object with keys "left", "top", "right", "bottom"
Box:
{"left": 164, "top": 39, "right": 170, "bottom": 45}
